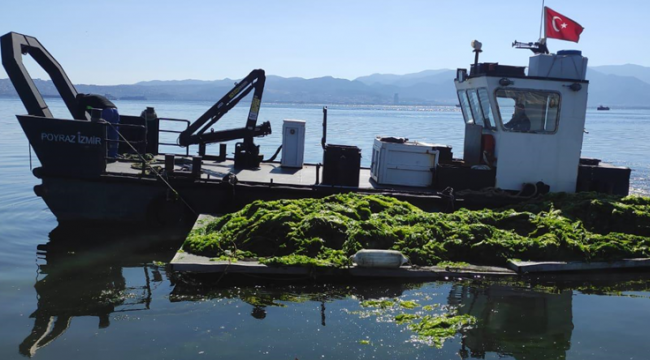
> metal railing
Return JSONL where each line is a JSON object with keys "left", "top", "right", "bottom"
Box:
{"left": 103, "top": 117, "right": 191, "bottom": 176}
{"left": 105, "top": 123, "right": 147, "bottom": 153}
{"left": 158, "top": 117, "right": 190, "bottom": 156}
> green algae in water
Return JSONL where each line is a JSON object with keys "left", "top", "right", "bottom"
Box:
{"left": 398, "top": 300, "right": 420, "bottom": 309}
{"left": 395, "top": 313, "right": 419, "bottom": 324}
{"left": 358, "top": 340, "right": 371, "bottom": 345}
{"left": 408, "top": 314, "right": 477, "bottom": 348}
{"left": 360, "top": 299, "right": 395, "bottom": 309}
{"left": 355, "top": 297, "right": 472, "bottom": 348}
{"left": 359, "top": 298, "right": 420, "bottom": 310}
{"left": 182, "top": 192, "right": 650, "bottom": 267}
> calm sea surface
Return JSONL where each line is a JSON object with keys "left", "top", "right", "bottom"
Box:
{"left": 1, "top": 97, "right": 649, "bottom": 359}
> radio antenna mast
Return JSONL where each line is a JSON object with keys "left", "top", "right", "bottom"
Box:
{"left": 539, "top": 0, "right": 545, "bottom": 39}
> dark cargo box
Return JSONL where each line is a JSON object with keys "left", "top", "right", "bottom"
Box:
{"left": 322, "top": 144, "right": 361, "bottom": 187}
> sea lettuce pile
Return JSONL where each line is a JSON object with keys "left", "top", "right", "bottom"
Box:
{"left": 182, "top": 192, "right": 650, "bottom": 267}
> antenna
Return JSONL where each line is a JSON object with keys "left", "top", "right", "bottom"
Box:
{"left": 539, "top": 0, "right": 546, "bottom": 39}
{"left": 512, "top": 39, "right": 549, "bottom": 54}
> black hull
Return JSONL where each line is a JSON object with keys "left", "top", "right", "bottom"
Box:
{"left": 36, "top": 174, "right": 467, "bottom": 226}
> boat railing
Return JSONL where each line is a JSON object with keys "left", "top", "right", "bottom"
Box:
{"left": 158, "top": 117, "right": 190, "bottom": 156}
{"left": 102, "top": 117, "right": 191, "bottom": 176}
{"left": 105, "top": 123, "right": 147, "bottom": 152}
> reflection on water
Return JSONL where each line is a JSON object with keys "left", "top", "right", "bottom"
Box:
{"left": 451, "top": 284, "right": 573, "bottom": 359}
{"left": 17, "top": 225, "right": 650, "bottom": 359}
{"left": 20, "top": 226, "right": 182, "bottom": 357}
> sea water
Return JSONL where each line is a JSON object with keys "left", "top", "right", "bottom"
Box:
{"left": 1, "top": 97, "right": 649, "bottom": 360}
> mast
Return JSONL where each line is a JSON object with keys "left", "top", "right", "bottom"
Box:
{"left": 539, "top": 0, "right": 545, "bottom": 40}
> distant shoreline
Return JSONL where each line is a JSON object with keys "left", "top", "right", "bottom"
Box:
{"left": 1, "top": 95, "right": 649, "bottom": 110}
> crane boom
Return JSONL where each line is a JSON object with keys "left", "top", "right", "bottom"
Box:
{"left": 178, "top": 69, "right": 271, "bottom": 168}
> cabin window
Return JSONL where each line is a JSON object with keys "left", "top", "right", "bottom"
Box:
{"left": 495, "top": 89, "right": 561, "bottom": 133}
{"left": 478, "top": 88, "right": 497, "bottom": 129}
{"left": 457, "top": 90, "right": 475, "bottom": 125}
{"left": 467, "top": 90, "right": 485, "bottom": 127}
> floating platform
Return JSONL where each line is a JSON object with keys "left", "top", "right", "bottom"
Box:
{"left": 170, "top": 214, "right": 516, "bottom": 280}
{"left": 170, "top": 252, "right": 517, "bottom": 279}
{"left": 507, "top": 259, "right": 650, "bottom": 273}
{"left": 170, "top": 214, "right": 650, "bottom": 280}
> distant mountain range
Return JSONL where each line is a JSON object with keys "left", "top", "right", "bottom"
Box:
{"left": 1, "top": 65, "right": 649, "bottom": 106}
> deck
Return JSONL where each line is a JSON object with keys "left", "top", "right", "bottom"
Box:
{"left": 106, "top": 156, "right": 439, "bottom": 194}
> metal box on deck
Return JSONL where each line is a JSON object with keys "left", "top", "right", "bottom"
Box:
{"left": 281, "top": 119, "right": 306, "bottom": 168}
{"left": 371, "top": 138, "right": 439, "bottom": 187}
{"left": 322, "top": 144, "right": 361, "bottom": 186}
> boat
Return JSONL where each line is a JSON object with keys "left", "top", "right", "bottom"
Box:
{"left": 597, "top": 105, "right": 610, "bottom": 110}
{"left": 1, "top": 32, "right": 631, "bottom": 226}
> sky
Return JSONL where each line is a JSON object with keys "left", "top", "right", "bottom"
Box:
{"left": 0, "top": 0, "right": 647, "bottom": 85}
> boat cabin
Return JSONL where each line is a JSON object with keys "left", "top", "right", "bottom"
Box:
{"left": 455, "top": 48, "right": 591, "bottom": 193}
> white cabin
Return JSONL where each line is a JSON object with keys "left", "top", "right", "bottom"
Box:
{"left": 454, "top": 50, "right": 589, "bottom": 192}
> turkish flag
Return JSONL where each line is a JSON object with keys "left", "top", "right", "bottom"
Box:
{"left": 545, "top": 7, "right": 584, "bottom": 43}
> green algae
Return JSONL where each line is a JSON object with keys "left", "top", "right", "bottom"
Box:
{"left": 182, "top": 192, "right": 650, "bottom": 267}
{"left": 360, "top": 299, "right": 395, "bottom": 309}
{"left": 437, "top": 261, "right": 470, "bottom": 268}
{"left": 355, "top": 296, "right": 473, "bottom": 348}
{"left": 259, "top": 254, "right": 333, "bottom": 267}
{"left": 210, "top": 256, "right": 238, "bottom": 262}
{"left": 360, "top": 298, "right": 420, "bottom": 310}
{"left": 398, "top": 300, "right": 420, "bottom": 309}
{"left": 358, "top": 340, "right": 371, "bottom": 345}
{"left": 408, "top": 314, "right": 476, "bottom": 348}
{"left": 395, "top": 313, "right": 419, "bottom": 324}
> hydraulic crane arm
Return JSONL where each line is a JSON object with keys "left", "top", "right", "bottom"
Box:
{"left": 178, "top": 69, "right": 270, "bottom": 147}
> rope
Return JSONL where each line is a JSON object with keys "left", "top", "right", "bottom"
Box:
{"left": 104, "top": 121, "right": 197, "bottom": 216}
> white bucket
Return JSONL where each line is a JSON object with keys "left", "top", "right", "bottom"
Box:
{"left": 350, "top": 249, "right": 409, "bottom": 268}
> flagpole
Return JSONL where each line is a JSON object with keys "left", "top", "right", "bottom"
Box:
{"left": 539, "top": 0, "right": 545, "bottom": 39}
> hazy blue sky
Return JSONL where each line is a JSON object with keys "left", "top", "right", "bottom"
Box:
{"left": 0, "top": 0, "right": 646, "bottom": 85}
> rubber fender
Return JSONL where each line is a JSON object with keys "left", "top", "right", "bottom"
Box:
{"left": 350, "top": 249, "right": 409, "bottom": 268}
{"left": 32, "top": 167, "right": 43, "bottom": 179}
{"left": 34, "top": 185, "right": 44, "bottom": 197}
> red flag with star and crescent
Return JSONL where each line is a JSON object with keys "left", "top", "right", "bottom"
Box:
{"left": 545, "top": 7, "right": 584, "bottom": 43}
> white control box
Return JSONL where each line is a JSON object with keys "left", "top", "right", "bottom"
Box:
{"left": 528, "top": 52, "right": 588, "bottom": 80}
{"left": 281, "top": 119, "right": 306, "bottom": 168}
{"left": 371, "top": 138, "right": 439, "bottom": 187}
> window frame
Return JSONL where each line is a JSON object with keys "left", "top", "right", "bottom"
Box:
{"left": 457, "top": 90, "right": 475, "bottom": 125}
{"left": 477, "top": 88, "right": 498, "bottom": 130}
{"left": 493, "top": 87, "right": 562, "bottom": 134}
{"left": 466, "top": 89, "right": 487, "bottom": 128}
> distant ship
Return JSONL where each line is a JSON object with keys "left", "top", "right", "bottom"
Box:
{"left": 597, "top": 105, "right": 610, "bottom": 111}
